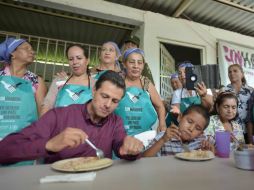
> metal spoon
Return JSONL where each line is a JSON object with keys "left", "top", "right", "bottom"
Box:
{"left": 231, "top": 133, "right": 244, "bottom": 151}
{"left": 180, "top": 139, "right": 191, "bottom": 152}
{"left": 85, "top": 139, "right": 105, "bottom": 159}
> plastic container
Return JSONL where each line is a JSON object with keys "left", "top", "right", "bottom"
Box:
{"left": 234, "top": 148, "right": 254, "bottom": 170}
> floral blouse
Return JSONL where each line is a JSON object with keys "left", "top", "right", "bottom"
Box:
{"left": 223, "top": 84, "right": 253, "bottom": 132}
{"left": 204, "top": 115, "right": 245, "bottom": 150}
{"left": 0, "top": 65, "right": 38, "bottom": 93}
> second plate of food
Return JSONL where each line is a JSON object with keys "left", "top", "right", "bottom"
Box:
{"left": 175, "top": 150, "right": 215, "bottom": 161}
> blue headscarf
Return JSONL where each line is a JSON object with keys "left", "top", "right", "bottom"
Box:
{"left": 0, "top": 38, "right": 26, "bottom": 63}
{"left": 123, "top": 48, "right": 145, "bottom": 62}
{"left": 178, "top": 61, "right": 193, "bottom": 69}
{"left": 170, "top": 73, "right": 179, "bottom": 80}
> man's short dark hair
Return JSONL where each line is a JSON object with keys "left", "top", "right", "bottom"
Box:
{"left": 124, "top": 35, "right": 140, "bottom": 47}
{"left": 182, "top": 104, "right": 210, "bottom": 129}
{"left": 95, "top": 70, "right": 126, "bottom": 95}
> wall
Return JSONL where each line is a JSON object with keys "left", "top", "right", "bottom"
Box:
{"left": 141, "top": 11, "right": 254, "bottom": 89}
{"left": 40, "top": 0, "right": 144, "bottom": 25}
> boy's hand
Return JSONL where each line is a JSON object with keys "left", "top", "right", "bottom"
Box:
{"left": 162, "top": 123, "right": 181, "bottom": 143}
{"left": 200, "top": 140, "right": 215, "bottom": 153}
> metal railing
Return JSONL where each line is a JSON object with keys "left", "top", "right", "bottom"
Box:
{"left": 0, "top": 31, "right": 101, "bottom": 86}
{"left": 160, "top": 44, "right": 175, "bottom": 99}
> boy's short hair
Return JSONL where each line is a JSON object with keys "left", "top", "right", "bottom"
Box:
{"left": 124, "top": 35, "right": 140, "bottom": 47}
{"left": 182, "top": 104, "right": 210, "bottom": 129}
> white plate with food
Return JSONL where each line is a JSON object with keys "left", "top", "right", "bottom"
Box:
{"left": 51, "top": 157, "right": 113, "bottom": 172}
{"left": 175, "top": 150, "right": 215, "bottom": 161}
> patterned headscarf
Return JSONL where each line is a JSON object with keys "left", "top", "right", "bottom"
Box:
{"left": 0, "top": 38, "right": 26, "bottom": 63}
{"left": 123, "top": 48, "right": 145, "bottom": 62}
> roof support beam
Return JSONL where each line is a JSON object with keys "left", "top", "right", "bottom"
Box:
{"left": 214, "top": 0, "right": 254, "bottom": 13}
{"left": 0, "top": 0, "right": 136, "bottom": 30}
{"left": 172, "top": 0, "right": 195, "bottom": 18}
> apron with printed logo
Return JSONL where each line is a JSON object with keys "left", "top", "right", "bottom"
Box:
{"left": 180, "top": 88, "right": 201, "bottom": 113}
{"left": 115, "top": 87, "right": 157, "bottom": 136}
{"left": 166, "top": 89, "right": 201, "bottom": 127}
{"left": 91, "top": 70, "right": 107, "bottom": 80}
{"left": 180, "top": 96, "right": 201, "bottom": 113}
{"left": 55, "top": 84, "right": 92, "bottom": 107}
{"left": 0, "top": 76, "right": 37, "bottom": 166}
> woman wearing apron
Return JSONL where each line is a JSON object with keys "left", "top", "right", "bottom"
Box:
{"left": 41, "top": 44, "right": 92, "bottom": 115}
{"left": 170, "top": 62, "right": 213, "bottom": 123}
{"left": 90, "top": 41, "right": 124, "bottom": 79}
{"left": 164, "top": 73, "right": 182, "bottom": 126}
{"left": 115, "top": 48, "right": 167, "bottom": 136}
{"left": 0, "top": 37, "right": 47, "bottom": 166}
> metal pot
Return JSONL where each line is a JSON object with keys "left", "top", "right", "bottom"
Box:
{"left": 234, "top": 148, "right": 254, "bottom": 170}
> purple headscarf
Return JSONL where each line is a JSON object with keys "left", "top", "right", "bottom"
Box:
{"left": 178, "top": 61, "right": 193, "bottom": 69}
{"left": 102, "top": 41, "right": 121, "bottom": 59}
{"left": 170, "top": 73, "right": 179, "bottom": 80}
{"left": 0, "top": 38, "right": 26, "bottom": 63}
{"left": 102, "top": 41, "right": 122, "bottom": 70}
{"left": 123, "top": 48, "right": 145, "bottom": 62}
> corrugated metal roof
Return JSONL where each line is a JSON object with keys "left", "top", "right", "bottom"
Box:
{"left": 106, "top": 0, "right": 254, "bottom": 37}
{"left": 0, "top": 0, "right": 254, "bottom": 46}
{"left": 0, "top": 0, "right": 134, "bottom": 45}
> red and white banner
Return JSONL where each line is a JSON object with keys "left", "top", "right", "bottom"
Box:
{"left": 218, "top": 41, "right": 254, "bottom": 88}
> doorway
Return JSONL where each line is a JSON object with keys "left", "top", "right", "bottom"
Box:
{"left": 160, "top": 42, "right": 202, "bottom": 99}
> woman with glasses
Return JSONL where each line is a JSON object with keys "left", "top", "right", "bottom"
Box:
{"left": 169, "top": 62, "right": 213, "bottom": 122}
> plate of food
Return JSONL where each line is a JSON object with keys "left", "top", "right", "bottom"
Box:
{"left": 175, "top": 150, "right": 215, "bottom": 161}
{"left": 51, "top": 157, "right": 113, "bottom": 172}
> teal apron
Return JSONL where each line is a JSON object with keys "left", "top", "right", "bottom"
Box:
{"left": 55, "top": 84, "right": 92, "bottom": 107}
{"left": 166, "top": 89, "right": 201, "bottom": 127}
{"left": 0, "top": 76, "right": 38, "bottom": 166}
{"left": 115, "top": 87, "right": 157, "bottom": 136}
{"left": 179, "top": 92, "right": 201, "bottom": 113}
{"left": 91, "top": 70, "right": 107, "bottom": 80}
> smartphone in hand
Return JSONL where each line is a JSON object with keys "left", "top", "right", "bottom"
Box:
{"left": 185, "top": 66, "right": 202, "bottom": 90}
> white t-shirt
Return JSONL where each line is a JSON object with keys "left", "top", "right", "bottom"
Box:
{"left": 171, "top": 88, "right": 212, "bottom": 105}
